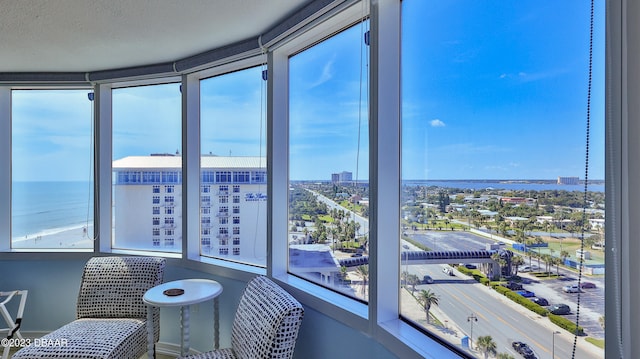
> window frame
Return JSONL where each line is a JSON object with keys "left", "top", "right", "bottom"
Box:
{"left": 0, "top": 1, "right": 626, "bottom": 358}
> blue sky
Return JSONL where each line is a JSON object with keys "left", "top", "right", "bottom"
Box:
{"left": 12, "top": 0, "right": 605, "bottom": 182}
{"left": 401, "top": 0, "right": 605, "bottom": 180}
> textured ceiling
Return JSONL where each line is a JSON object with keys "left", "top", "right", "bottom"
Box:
{"left": 0, "top": 0, "right": 310, "bottom": 72}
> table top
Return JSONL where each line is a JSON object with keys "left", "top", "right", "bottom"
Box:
{"left": 143, "top": 278, "right": 223, "bottom": 307}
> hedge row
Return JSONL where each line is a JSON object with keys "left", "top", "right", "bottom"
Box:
{"left": 503, "top": 291, "right": 549, "bottom": 316}
{"left": 549, "top": 314, "right": 585, "bottom": 335}
{"left": 456, "top": 266, "right": 473, "bottom": 276}
{"left": 461, "top": 267, "right": 585, "bottom": 336}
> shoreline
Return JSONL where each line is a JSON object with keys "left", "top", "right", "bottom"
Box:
{"left": 11, "top": 226, "right": 94, "bottom": 249}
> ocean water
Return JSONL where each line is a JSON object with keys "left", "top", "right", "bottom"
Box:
{"left": 10, "top": 179, "right": 603, "bottom": 240}
{"left": 403, "top": 180, "right": 605, "bottom": 193}
{"left": 11, "top": 181, "right": 93, "bottom": 239}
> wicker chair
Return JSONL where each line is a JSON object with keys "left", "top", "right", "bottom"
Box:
{"left": 13, "top": 256, "right": 166, "bottom": 359}
{"left": 179, "top": 276, "right": 304, "bottom": 359}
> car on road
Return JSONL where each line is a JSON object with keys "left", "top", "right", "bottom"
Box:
{"left": 580, "top": 281, "right": 597, "bottom": 289}
{"left": 501, "top": 281, "right": 523, "bottom": 290}
{"left": 511, "top": 341, "right": 537, "bottom": 359}
{"left": 530, "top": 297, "right": 549, "bottom": 306}
{"left": 550, "top": 304, "right": 571, "bottom": 315}
{"left": 422, "top": 275, "right": 434, "bottom": 284}
{"left": 515, "top": 290, "right": 535, "bottom": 298}
{"left": 562, "top": 284, "right": 581, "bottom": 293}
{"left": 459, "top": 263, "right": 477, "bottom": 269}
{"left": 518, "top": 265, "right": 538, "bottom": 272}
{"left": 442, "top": 266, "right": 454, "bottom": 276}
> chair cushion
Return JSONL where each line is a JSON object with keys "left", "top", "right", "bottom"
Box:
{"left": 12, "top": 318, "right": 147, "bottom": 359}
{"left": 179, "top": 348, "right": 237, "bottom": 359}
{"left": 77, "top": 256, "right": 165, "bottom": 320}
{"left": 231, "top": 276, "right": 304, "bottom": 359}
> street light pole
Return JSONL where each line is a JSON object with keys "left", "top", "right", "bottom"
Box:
{"left": 552, "top": 331, "right": 561, "bottom": 358}
{"left": 467, "top": 313, "right": 478, "bottom": 350}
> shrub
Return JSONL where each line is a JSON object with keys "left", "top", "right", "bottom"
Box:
{"left": 503, "top": 291, "right": 549, "bottom": 316}
{"left": 548, "top": 314, "right": 585, "bottom": 335}
{"left": 494, "top": 285, "right": 511, "bottom": 296}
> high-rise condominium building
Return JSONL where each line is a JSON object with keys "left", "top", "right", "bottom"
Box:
{"left": 331, "top": 171, "right": 352, "bottom": 183}
{"left": 112, "top": 155, "right": 267, "bottom": 264}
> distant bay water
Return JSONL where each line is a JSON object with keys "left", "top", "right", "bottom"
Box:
{"left": 11, "top": 181, "right": 93, "bottom": 239}
{"left": 402, "top": 180, "right": 605, "bottom": 193}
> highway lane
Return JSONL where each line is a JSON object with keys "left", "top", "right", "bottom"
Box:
{"left": 407, "top": 265, "right": 601, "bottom": 358}
{"left": 409, "top": 230, "right": 605, "bottom": 340}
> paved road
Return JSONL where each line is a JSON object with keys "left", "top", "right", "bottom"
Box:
{"left": 409, "top": 229, "right": 605, "bottom": 340}
{"left": 407, "top": 264, "right": 603, "bottom": 358}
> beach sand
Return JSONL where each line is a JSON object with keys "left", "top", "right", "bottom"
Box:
{"left": 11, "top": 226, "right": 95, "bottom": 249}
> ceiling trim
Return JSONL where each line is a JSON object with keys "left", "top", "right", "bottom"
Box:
{"left": 0, "top": 0, "right": 360, "bottom": 85}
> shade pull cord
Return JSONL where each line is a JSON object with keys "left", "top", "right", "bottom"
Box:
{"left": 571, "top": 0, "right": 594, "bottom": 357}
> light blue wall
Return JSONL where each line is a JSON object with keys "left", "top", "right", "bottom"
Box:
{"left": 0, "top": 257, "right": 397, "bottom": 358}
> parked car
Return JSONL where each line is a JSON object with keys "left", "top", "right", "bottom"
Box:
{"left": 502, "top": 281, "right": 523, "bottom": 290}
{"left": 581, "top": 281, "right": 597, "bottom": 289}
{"left": 515, "top": 290, "right": 535, "bottom": 298}
{"left": 422, "top": 275, "right": 434, "bottom": 284}
{"left": 550, "top": 304, "right": 571, "bottom": 315}
{"left": 530, "top": 297, "right": 549, "bottom": 306}
{"left": 518, "top": 265, "right": 538, "bottom": 272}
{"left": 442, "top": 266, "right": 454, "bottom": 276}
{"left": 562, "top": 284, "right": 581, "bottom": 293}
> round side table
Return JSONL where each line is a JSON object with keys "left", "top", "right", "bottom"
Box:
{"left": 143, "top": 279, "right": 223, "bottom": 358}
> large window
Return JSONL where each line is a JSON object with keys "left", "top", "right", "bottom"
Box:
{"left": 288, "top": 21, "right": 370, "bottom": 301}
{"left": 112, "top": 83, "right": 182, "bottom": 252}
{"left": 200, "top": 66, "right": 267, "bottom": 266}
{"left": 400, "top": 1, "right": 605, "bottom": 358}
{"left": 11, "top": 90, "right": 94, "bottom": 250}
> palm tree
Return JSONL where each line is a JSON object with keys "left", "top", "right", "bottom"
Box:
{"left": 476, "top": 335, "right": 497, "bottom": 359}
{"left": 551, "top": 256, "right": 562, "bottom": 276}
{"left": 355, "top": 265, "right": 369, "bottom": 296}
{"left": 407, "top": 274, "right": 420, "bottom": 294}
{"left": 416, "top": 289, "right": 439, "bottom": 324}
{"left": 491, "top": 252, "right": 507, "bottom": 279}
{"left": 497, "top": 353, "right": 515, "bottom": 359}
{"left": 560, "top": 249, "right": 570, "bottom": 265}
{"left": 511, "top": 255, "right": 525, "bottom": 275}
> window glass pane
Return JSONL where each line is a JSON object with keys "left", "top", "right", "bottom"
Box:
{"left": 200, "top": 67, "right": 267, "bottom": 266}
{"left": 401, "top": 1, "right": 605, "bottom": 358}
{"left": 11, "top": 90, "right": 94, "bottom": 249}
{"left": 289, "top": 22, "right": 370, "bottom": 301}
{"left": 112, "top": 83, "right": 182, "bottom": 252}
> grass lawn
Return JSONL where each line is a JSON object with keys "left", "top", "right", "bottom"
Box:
{"left": 541, "top": 237, "right": 605, "bottom": 264}
{"left": 586, "top": 337, "right": 605, "bottom": 349}
{"left": 318, "top": 214, "right": 334, "bottom": 223}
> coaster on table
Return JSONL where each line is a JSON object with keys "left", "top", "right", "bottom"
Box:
{"left": 163, "top": 288, "right": 185, "bottom": 296}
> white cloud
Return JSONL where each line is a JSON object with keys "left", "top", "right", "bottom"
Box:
{"left": 309, "top": 56, "right": 336, "bottom": 88}
{"left": 430, "top": 119, "right": 446, "bottom": 127}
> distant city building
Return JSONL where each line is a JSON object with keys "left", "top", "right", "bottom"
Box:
{"left": 112, "top": 155, "right": 267, "bottom": 263}
{"left": 331, "top": 171, "right": 353, "bottom": 183}
{"left": 557, "top": 176, "right": 579, "bottom": 185}
{"left": 589, "top": 218, "right": 605, "bottom": 229}
{"left": 500, "top": 197, "right": 535, "bottom": 206}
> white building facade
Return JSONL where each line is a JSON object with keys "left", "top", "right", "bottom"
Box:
{"left": 113, "top": 155, "right": 267, "bottom": 265}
